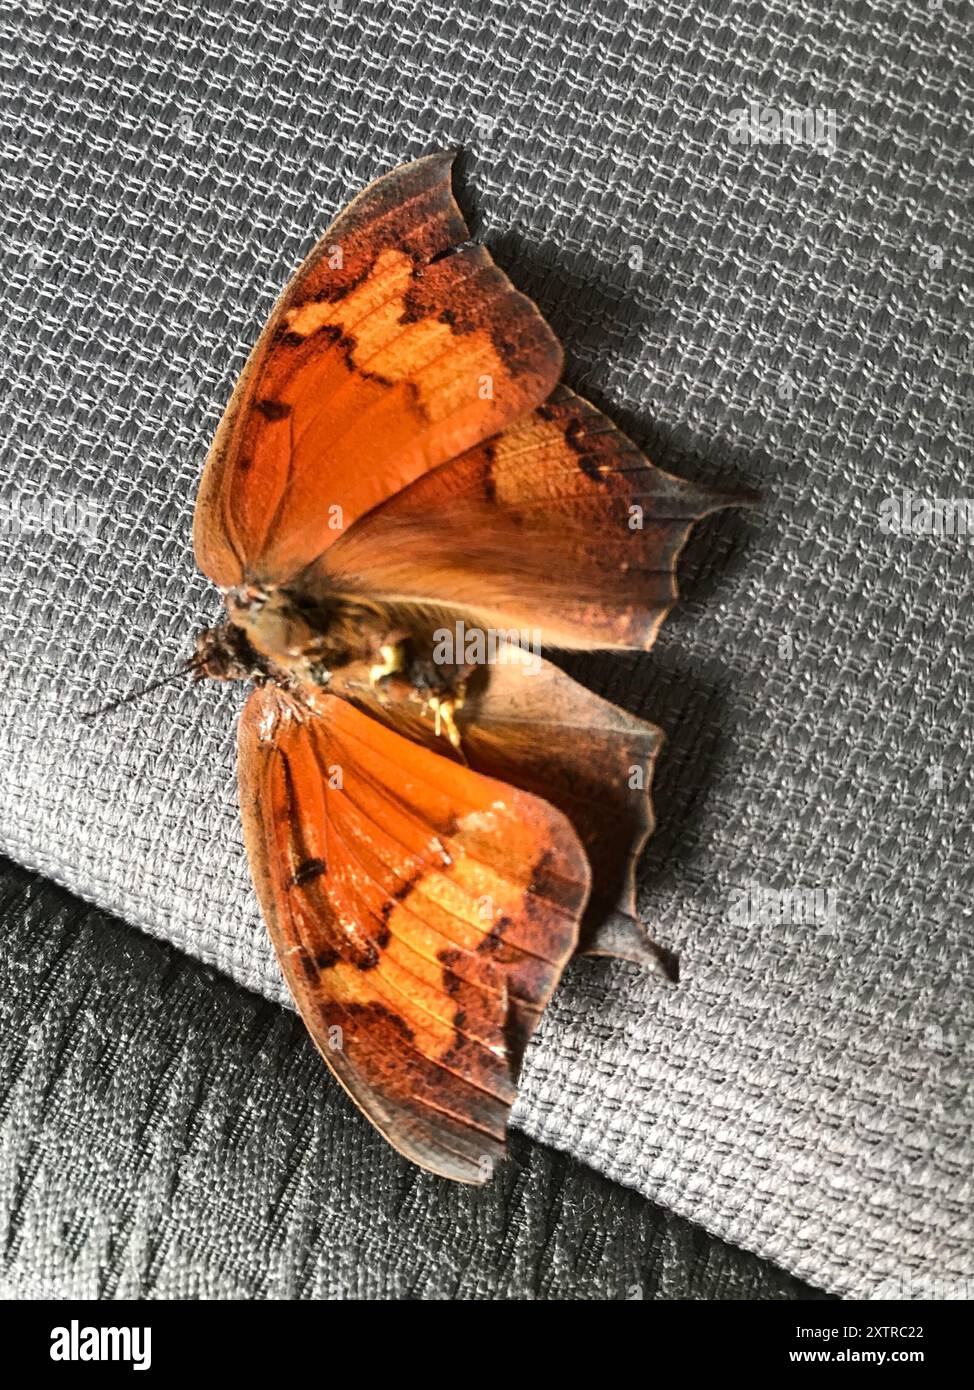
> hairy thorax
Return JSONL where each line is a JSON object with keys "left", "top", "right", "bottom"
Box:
{"left": 193, "top": 582, "right": 472, "bottom": 751}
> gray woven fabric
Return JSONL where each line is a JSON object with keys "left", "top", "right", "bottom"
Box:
{"left": 0, "top": 1, "right": 970, "bottom": 1299}
{"left": 0, "top": 856, "right": 830, "bottom": 1300}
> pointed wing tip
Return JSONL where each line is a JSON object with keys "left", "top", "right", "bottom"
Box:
{"left": 395, "top": 148, "right": 463, "bottom": 190}
{"left": 703, "top": 484, "right": 761, "bottom": 514}
{"left": 410, "top": 147, "right": 461, "bottom": 172}
{"left": 392, "top": 1132, "right": 508, "bottom": 1186}
{"left": 364, "top": 149, "right": 464, "bottom": 220}
{"left": 580, "top": 911, "right": 680, "bottom": 982}
{"left": 674, "top": 478, "right": 760, "bottom": 519}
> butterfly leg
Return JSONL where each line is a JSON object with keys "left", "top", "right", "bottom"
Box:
{"left": 369, "top": 640, "right": 407, "bottom": 688}
{"left": 426, "top": 693, "right": 464, "bottom": 752}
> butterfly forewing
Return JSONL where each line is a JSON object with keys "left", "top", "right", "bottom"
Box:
{"left": 237, "top": 685, "right": 590, "bottom": 1183}
{"left": 326, "top": 646, "right": 666, "bottom": 969}
{"left": 194, "top": 151, "right": 563, "bottom": 589}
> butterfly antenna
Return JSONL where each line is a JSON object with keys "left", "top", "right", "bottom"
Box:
{"left": 80, "top": 657, "right": 201, "bottom": 722}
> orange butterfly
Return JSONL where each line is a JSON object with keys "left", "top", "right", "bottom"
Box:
{"left": 192, "top": 152, "right": 739, "bottom": 1183}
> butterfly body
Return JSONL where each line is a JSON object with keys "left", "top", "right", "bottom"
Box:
{"left": 192, "top": 151, "right": 743, "bottom": 1182}
{"left": 200, "top": 583, "right": 391, "bottom": 679}
{"left": 195, "top": 583, "right": 473, "bottom": 755}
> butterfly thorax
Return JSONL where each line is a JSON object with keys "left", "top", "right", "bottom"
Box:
{"left": 194, "top": 582, "right": 471, "bottom": 750}
{"left": 194, "top": 583, "right": 391, "bottom": 682}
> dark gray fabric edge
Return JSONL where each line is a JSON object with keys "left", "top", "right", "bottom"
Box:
{"left": 0, "top": 855, "right": 832, "bottom": 1301}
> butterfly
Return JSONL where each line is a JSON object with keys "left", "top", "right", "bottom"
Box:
{"left": 191, "top": 151, "right": 740, "bottom": 1183}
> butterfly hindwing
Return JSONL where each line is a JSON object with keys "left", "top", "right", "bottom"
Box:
{"left": 327, "top": 645, "right": 667, "bottom": 969}
{"left": 324, "top": 383, "right": 740, "bottom": 651}
{"left": 194, "top": 151, "right": 563, "bottom": 589}
{"left": 237, "top": 684, "right": 590, "bottom": 1183}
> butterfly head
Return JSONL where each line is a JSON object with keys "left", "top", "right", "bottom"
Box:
{"left": 193, "top": 621, "right": 263, "bottom": 682}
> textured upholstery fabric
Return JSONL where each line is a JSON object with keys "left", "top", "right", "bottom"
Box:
{"left": 0, "top": 1, "right": 970, "bottom": 1299}
{"left": 0, "top": 857, "right": 830, "bottom": 1300}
